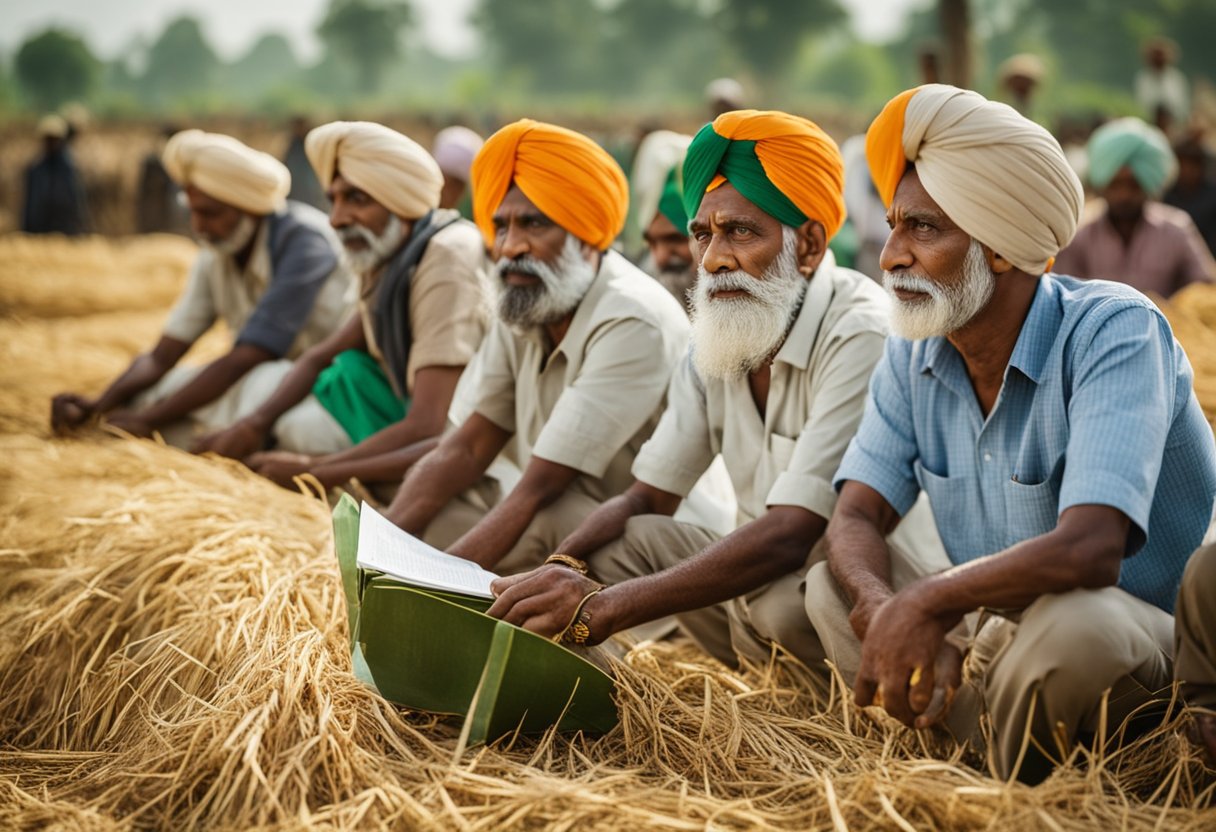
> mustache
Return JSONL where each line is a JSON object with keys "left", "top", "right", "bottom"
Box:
{"left": 496, "top": 256, "right": 548, "bottom": 279}
{"left": 884, "top": 271, "right": 944, "bottom": 297}
{"left": 699, "top": 271, "right": 759, "bottom": 297}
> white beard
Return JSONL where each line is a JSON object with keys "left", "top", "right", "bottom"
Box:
{"left": 689, "top": 226, "right": 807, "bottom": 381}
{"left": 883, "top": 238, "right": 994, "bottom": 340}
{"left": 203, "top": 214, "right": 258, "bottom": 258}
{"left": 338, "top": 214, "right": 406, "bottom": 276}
{"left": 495, "top": 234, "right": 598, "bottom": 329}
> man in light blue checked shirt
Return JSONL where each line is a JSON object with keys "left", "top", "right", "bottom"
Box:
{"left": 817, "top": 84, "right": 1216, "bottom": 783}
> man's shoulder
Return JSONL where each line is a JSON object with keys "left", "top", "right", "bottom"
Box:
{"left": 1144, "top": 201, "right": 1204, "bottom": 235}
{"left": 422, "top": 216, "right": 487, "bottom": 262}
{"left": 1045, "top": 273, "right": 1169, "bottom": 351}
{"left": 267, "top": 201, "right": 341, "bottom": 256}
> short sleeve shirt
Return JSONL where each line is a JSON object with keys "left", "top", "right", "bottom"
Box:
{"left": 834, "top": 273, "right": 1216, "bottom": 612}
{"left": 457, "top": 250, "right": 690, "bottom": 502}
{"left": 632, "top": 253, "right": 890, "bottom": 526}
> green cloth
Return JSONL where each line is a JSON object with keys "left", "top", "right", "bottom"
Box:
{"left": 828, "top": 217, "right": 858, "bottom": 269}
{"left": 313, "top": 349, "right": 408, "bottom": 444}
{"left": 682, "top": 123, "right": 806, "bottom": 228}
{"left": 657, "top": 166, "right": 689, "bottom": 232}
{"left": 1087, "top": 117, "right": 1176, "bottom": 196}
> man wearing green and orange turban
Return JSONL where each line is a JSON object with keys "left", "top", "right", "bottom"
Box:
{"left": 823, "top": 84, "right": 1216, "bottom": 783}
{"left": 385, "top": 119, "right": 692, "bottom": 577}
{"left": 483, "top": 110, "right": 945, "bottom": 665}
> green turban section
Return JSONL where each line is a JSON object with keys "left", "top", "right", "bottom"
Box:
{"left": 1087, "top": 117, "right": 1177, "bottom": 197}
{"left": 682, "top": 125, "right": 807, "bottom": 228}
{"left": 656, "top": 166, "right": 689, "bottom": 232}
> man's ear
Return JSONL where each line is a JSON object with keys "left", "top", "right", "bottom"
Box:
{"left": 986, "top": 247, "right": 1017, "bottom": 275}
{"left": 796, "top": 220, "right": 827, "bottom": 277}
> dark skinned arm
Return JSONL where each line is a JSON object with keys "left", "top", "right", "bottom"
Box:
{"left": 194, "top": 314, "right": 366, "bottom": 457}
{"left": 385, "top": 412, "right": 511, "bottom": 534}
{"left": 52, "top": 335, "right": 191, "bottom": 433}
{"left": 488, "top": 504, "right": 825, "bottom": 643}
{"left": 551, "top": 480, "right": 682, "bottom": 560}
{"left": 834, "top": 480, "right": 1130, "bottom": 727}
{"left": 446, "top": 456, "right": 583, "bottom": 570}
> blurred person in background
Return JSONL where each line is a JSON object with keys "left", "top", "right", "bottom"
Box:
{"left": 629, "top": 130, "right": 695, "bottom": 307}
{"left": 431, "top": 125, "right": 484, "bottom": 218}
{"left": 996, "top": 53, "right": 1046, "bottom": 121}
{"left": 136, "top": 123, "right": 190, "bottom": 235}
{"left": 1136, "top": 36, "right": 1189, "bottom": 137}
{"left": 197, "top": 121, "right": 492, "bottom": 498}
{"left": 22, "top": 115, "right": 89, "bottom": 236}
{"left": 283, "top": 116, "right": 327, "bottom": 211}
{"left": 1055, "top": 117, "right": 1214, "bottom": 296}
{"left": 50, "top": 130, "right": 352, "bottom": 448}
{"left": 705, "top": 78, "right": 745, "bottom": 119}
{"left": 1164, "top": 137, "right": 1216, "bottom": 257}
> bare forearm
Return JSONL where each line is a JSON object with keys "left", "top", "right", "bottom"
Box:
{"left": 447, "top": 489, "right": 548, "bottom": 569}
{"left": 320, "top": 415, "right": 440, "bottom": 466}
{"left": 387, "top": 443, "right": 486, "bottom": 533}
{"left": 94, "top": 354, "right": 173, "bottom": 413}
{"left": 137, "top": 354, "right": 264, "bottom": 428}
{"left": 826, "top": 512, "right": 896, "bottom": 610}
{"left": 558, "top": 488, "right": 671, "bottom": 561}
{"left": 241, "top": 357, "right": 326, "bottom": 432}
{"left": 312, "top": 437, "right": 440, "bottom": 488}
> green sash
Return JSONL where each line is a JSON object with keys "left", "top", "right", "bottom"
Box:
{"left": 312, "top": 349, "right": 408, "bottom": 444}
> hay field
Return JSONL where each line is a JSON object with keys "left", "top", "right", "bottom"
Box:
{"left": 0, "top": 234, "right": 1213, "bottom": 830}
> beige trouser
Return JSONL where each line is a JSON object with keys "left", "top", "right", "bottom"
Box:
{"left": 1176, "top": 543, "right": 1216, "bottom": 711}
{"left": 807, "top": 545, "right": 1174, "bottom": 782}
{"left": 421, "top": 478, "right": 605, "bottom": 576}
{"left": 135, "top": 361, "right": 351, "bottom": 455}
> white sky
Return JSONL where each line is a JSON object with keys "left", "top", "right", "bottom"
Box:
{"left": 0, "top": 0, "right": 925, "bottom": 63}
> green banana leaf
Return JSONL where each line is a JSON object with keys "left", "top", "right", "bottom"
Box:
{"left": 331, "top": 494, "right": 618, "bottom": 745}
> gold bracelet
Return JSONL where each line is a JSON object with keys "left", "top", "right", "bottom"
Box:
{"left": 555, "top": 586, "right": 604, "bottom": 646}
{"left": 545, "top": 553, "right": 589, "bottom": 574}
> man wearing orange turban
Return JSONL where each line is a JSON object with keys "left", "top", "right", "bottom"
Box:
{"left": 480, "top": 110, "right": 946, "bottom": 665}
{"left": 385, "top": 119, "right": 696, "bottom": 580}
{"left": 823, "top": 85, "right": 1216, "bottom": 783}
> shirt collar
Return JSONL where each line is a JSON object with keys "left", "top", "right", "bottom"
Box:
{"left": 774, "top": 250, "right": 837, "bottom": 371}
{"left": 536, "top": 249, "right": 617, "bottom": 360}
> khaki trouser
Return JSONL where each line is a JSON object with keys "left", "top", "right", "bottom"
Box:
{"left": 421, "top": 478, "right": 604, "bottom": 575}
{"left": 1176, "top": 543, "right": 1216, "bottom": 711}
{"left": 807, "top": 544, "right": 1174, "bottom": 782}
{"left": 135, "top": 361, "right": 351, "bottom": 455}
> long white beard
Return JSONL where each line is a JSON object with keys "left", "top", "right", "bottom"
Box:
{"left": 339, "top": 214, "right": 406, "bottom": 276}
{"left": 883, "top": 239, "right": 994, "bottom": 340}
{"left": 496, "top": 234, "right": 598, "bottom": 329}
{"left": 203, "top": 214, "right": 258, "bottom": 257}
{"left": 689, "top": 226, "right": 807, "bottom": 381}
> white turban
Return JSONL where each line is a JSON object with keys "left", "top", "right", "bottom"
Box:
{"left": 866, "top": 84, "right": 1084, "bottom": 274}
{"left": 630, "top": 130, "right": 692, "bottom": 231}
{"left": 162, "top": 129, "right": 290, "bottom": 216}
{"left": 305, "top": 121, "right": 442, "bottom": 220}
{"left": 432, "top": 125, "right": 484, "bottom": 182}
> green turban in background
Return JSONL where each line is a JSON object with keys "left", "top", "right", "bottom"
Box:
{"left": 656, "top": 166, "right": 688, "bottom": 232}
{"left": 1087, "top": 117, "right": 1178, "bottom": 197}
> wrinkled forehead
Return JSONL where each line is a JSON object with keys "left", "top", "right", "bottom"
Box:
{"left": 689, "top": 182, "right": 778, "bottom": 230}
{"left": 888, "top": 168, "right": 955, "bottom": 228}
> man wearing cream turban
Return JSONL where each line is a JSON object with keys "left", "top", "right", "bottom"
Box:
{"left": 483, "top": 110, "right": 945, "bottom": 668}
{"left": 823, "top": 85, "right": 1216, "bottom": 783}
{"left": 628, "top": 130, "right": 696, "bottom": 307}
{"left": 384, "top": 119, "right": 693, "bottom": 582}
{"left": 1055, "top": 117, "right": 1215, "bottom": 297}
{"left": 51, "top": 129, "right": 353, "bottom": 451}
{"left": 194, "top": 121, "right": 492, "bottom": 500}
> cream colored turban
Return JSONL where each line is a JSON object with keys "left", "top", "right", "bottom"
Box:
{"left": 305, "top": 121, "right": 442, "bottom": 220}
{"left": 162, "top": 129, "right": 290, "bottom": 216}
{"left": 432, "top": 125, "right": 484, "bottom": 182}
{"left": 866, "top": 84, "right": 1084, "bottom": 274}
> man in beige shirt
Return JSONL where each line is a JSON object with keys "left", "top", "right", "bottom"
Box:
{"left": 50, "top": 129, "right": 352, "bottom": 448}
{"left": 385, "top": 119, "right": 690, "bottom": 575}
{"left": 196, "top": 121, "right": 491, "bottom": 496}
{"left": 486, "top": 111, "right": 943, "bottom": 668}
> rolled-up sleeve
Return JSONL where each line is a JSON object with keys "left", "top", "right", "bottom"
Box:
{"left": 833, "top": 338, "right": 922, "bottom": 515}
{"left": 532, "top": 317, "right": 673, "bottom": 478}
{"left": 161, "top": 256, "right": 218, "bottom": 344}
{"left": 238, "top": 225, "right": 339, "bottom": 357}
{"left": 631, "top": 350, "right": 714, "bottom": 497}
{"left": 767, "top": 329, "right": 886, "bottom": 518}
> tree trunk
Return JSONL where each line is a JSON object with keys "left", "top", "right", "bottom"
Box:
{"left": 939, "top": 0, "right": 972, "bottom": 89}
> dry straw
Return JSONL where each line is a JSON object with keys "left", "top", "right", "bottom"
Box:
{"left": 0, "top": 235, "right": 1214, "bottom": 829}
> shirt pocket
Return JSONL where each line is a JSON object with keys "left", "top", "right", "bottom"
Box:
{"left": 768, "top": 433, "right": 798, "bottom": 473}
{"left": 913, "top": 460, "right": 977, "bottom": 561}
{"left": 1003, "top": 455, "right": 1064, "bottom": 542}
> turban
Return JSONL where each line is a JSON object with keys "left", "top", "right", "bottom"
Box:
{"left": 163, "top": 129, "right": 290, "bottom": 216}
{"left": 866, "top": 84, "right": 1083, "bottom": 275}
{"left": 657, "top": 167, "right": 689, "bottom": 232}
{"left": 630, "top": 130, "right": 692, "bottom": 235}
{"left": 1087, "top": 117, "right": 1177, "bottom": 197}
{"left": 432, "top": 125, "right": 484, "bottom": 182}
{"left": 471, "top": 119, "right": 628, "bottom": 251}
{"left": 306, "top": 121, "right": 442, "bottom": 220}
{"left": 682, "top": 110, "right": 846, "bottom": 239}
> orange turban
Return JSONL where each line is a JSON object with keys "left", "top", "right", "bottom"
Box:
{"left": 865, "top": 85, "right": 1083, "bottom": 274}
{"left": 471, "top": 119, "right": 628, "bottom": 251}
{"left": 682, "top": 110, "right": 846, "bottom": 239}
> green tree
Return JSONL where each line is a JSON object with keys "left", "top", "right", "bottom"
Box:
{"left": 716, "top": 0, "right": 846, "bottom": 83}
{"left": 13, "top": 28, "right": 99, "bottom": 111}
{"left": 141, "top": 17, "right": 220, "bottom": 105}
{"left": 226, "top": 33, "right": 301, "bottom": 100}
{"left": 474, "top": 0, "right": 608, "bottom": 95}
{"left": 317, "top": 0, "right": 414, "bottom": 93}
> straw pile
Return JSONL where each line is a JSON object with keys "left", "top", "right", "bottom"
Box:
{"left": 1, "top": 234, "right": 1214, "bottom": 830}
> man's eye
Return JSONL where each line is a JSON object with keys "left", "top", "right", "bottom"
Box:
{"left": 693, "top": 231, "right": 711, "bottom": 243}
{"left": 731, "top": 226, "right": 752, "bottom": 237}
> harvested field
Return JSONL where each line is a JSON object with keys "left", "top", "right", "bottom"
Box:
{"left": 0, "top": 233, "right": 1213, "bottom": 830}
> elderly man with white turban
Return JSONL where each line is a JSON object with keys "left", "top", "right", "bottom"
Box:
{"left": 51, "top": 129, "right": 353, "bottom": 449}
{"left": 195, "top": 121, "right": 492, "bottom": 497}
{"left": 817, "top": 85, "right": 1216, "bottom": 783}
{"left": 1055, "top": 116, "right": 1215, "bottom": 297}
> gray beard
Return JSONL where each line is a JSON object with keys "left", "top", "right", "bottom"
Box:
{"left": 202, "top": 214, "right": 258, "bottom": 258}
{"left": 339, "top": 215, "right": 406, "bottom": 276}
{"left": 689, "top": 227, "right": 807, "bottom": 381}
{"left": 496, "top": 235, "right": 598, "bottom": 330}
{"left": 883, "top": 238, "right": 994, "bottom": 340}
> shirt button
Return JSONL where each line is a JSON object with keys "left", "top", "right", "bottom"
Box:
{"left": 983, "top": 453, "right": 992, "bottom": 462}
